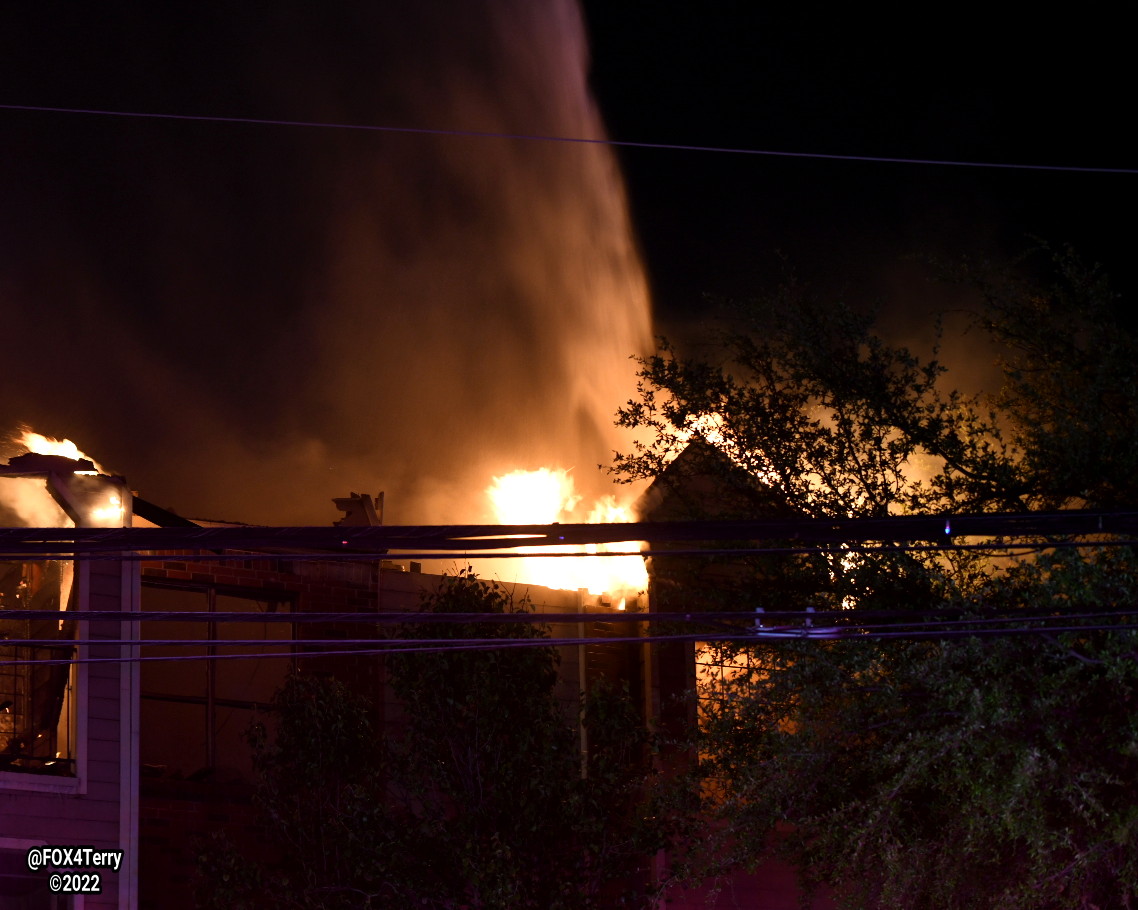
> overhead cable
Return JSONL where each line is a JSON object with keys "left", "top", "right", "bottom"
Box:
{"left": 2, "top": 619, "right": 1135, "bottom": 669}
{"left": 0, "top": 509, "right": 1133, "bottom": 557}
{"left": 1, "top": 103, "right": 1134, "bottom": 175}
{"left": 2, "top": 608, "right": 1137, "bottom": 626}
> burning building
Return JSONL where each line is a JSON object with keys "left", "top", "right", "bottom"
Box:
{"left": 0, "top": 437, "right": 653, "bottom": 907}
{"left": 0, "top": 451, "right": 138, "bottom": 908}
{"left": 0, "top": 430, "right": 838, "bottom": 909}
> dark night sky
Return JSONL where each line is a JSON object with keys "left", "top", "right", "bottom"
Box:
{"left": 580, "top": 5, "right": 1136, "bottom": 316}
{"left": 1, "top": 3, "right": 1133, "bottom": 524}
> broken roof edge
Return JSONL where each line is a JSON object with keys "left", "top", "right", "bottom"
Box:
{"left": 130, "top": 496, "right": 201, "bottom": 529}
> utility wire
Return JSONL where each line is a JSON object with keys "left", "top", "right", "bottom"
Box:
{"left": 2, "top": 103, "right": 1134, "bottom": 175}
{"left": 5, "top": 539, "right": 1135, "bottom": 562}
{"left": 0, "top": 509, "right": 1130, "bottom": 550}
{"left": 3, "top": 608, "right": 1137, "bottom": 626}
{"left": 2, "top": 620, "right": 1135, "bottom": 668}
{"left": 9, "top": 610, "right": 1138, "bottom": 648}
{"left": 0, "top": 543, "right": 1109, "bottom": 562}
{"left": 0, "top": 633, "right": 753, "bottom": 667}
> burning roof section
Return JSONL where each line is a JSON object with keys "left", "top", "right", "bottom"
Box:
{"left": 0, "top": 452, "right": 131, "bottom": 529}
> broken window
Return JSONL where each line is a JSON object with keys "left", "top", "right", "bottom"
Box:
{"left": 0, "top": 459, "right": 130, "bottom": 781}
{"left": 0, "top": 560, "right": 77, "bottom": 775}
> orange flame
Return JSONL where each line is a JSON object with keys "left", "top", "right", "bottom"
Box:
{"left": 486, "top": 468, "right": 647, "bottom": 598}
{"left": 17, "top": 429, "right": 107, "bottom": 475}
{"left": 487, "top": 468, "right": 579, "bottom": 525}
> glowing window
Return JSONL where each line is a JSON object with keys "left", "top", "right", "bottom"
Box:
{"left": 0, "top": 561, "right": 77, "bottom": 775}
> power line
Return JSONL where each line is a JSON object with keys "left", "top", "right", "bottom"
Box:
{"left": 5, "top": 539, "right": 1134, "bottom": 563}
{"left": 0, "top": 509, "right": 1133, "bottom": 556}
{"left": 9, "top": 612, "right": 1138, "bottom": 648}
{"left": 2, "top": 619, "right": 1134, "bottom": 668}
{"left": 4, "top": 609, "right": 1137, "bottom": 663}
{"left": 0, "top": 632, "right": 746, "bottom": 667}
{"left": 2, "top": 103, "right": 1134, "bottom": 175}
{"left": 3, "top": 607, "right": 1137, "bottom": 626}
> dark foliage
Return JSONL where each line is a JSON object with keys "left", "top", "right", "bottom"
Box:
{"left": 197, "top": 571, "right": 662, "bottom": 910}
{"left": 615, "top": 251, "right": 1138, "bottom": 908}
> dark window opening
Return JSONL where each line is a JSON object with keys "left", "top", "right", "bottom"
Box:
{"left": 140, "top": 583, "right": 294, "bottom": 782}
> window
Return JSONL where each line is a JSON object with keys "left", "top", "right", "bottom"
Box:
{"left": 140, "top": 584, "right": 293, "bottom": 781}
{"left": 0, "top": 561, "right": 76, "bottom": 775}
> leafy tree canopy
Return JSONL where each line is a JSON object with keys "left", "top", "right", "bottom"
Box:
{"left": 614, "top": 250, "right": 1138, "bottom": 909}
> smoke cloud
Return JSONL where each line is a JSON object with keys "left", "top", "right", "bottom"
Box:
{"left": 0, "top": 2, "right": 652, "bottom": 525}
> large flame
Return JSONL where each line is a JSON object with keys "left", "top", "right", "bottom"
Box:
{"left": 487, "top": 468, "right": 580, "bottom": 525}
{"left": 486, "top": 468, "right": 647, "bottom": 599}
{"left": 17, "top": 429, "right": 107, "bottom": 475}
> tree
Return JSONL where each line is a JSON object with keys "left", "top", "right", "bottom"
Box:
{"left": 196, "top": 571, "right": 661, "bottom": 910}
{"left": 384, "top": 570, "right": 660, "bottom": 909}
{"left": 613, "top": 251, "right": 1138, "bottom": 908}
{"left": 195, "top": 673, "right": 405, "bottom": 910}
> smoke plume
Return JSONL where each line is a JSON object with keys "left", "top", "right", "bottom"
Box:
{"left": 0, "top": 2, "right": 652, "bottom": 525}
